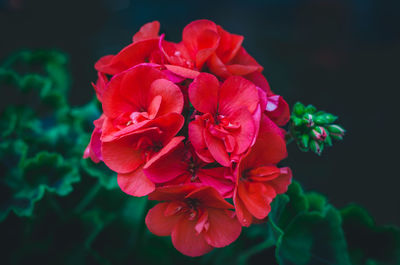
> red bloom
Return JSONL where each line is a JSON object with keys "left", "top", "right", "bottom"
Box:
{"left": 160, "top": 19, "right": 262, "bottom": 79}
{"left": 100, "top": 64, "right": 184, "bottom": 141}
{"left": 246, "top": 72, "right": 290, "bottom": 126}
{"left": 84, "top": 19, "right": 294, "bottom": 257}
{"left": 91, "top": 72, "right": 108, "bottom": 102}
{"left": 145, "top": 184, "right": 242, "bottom": 257}
{"left": 233, "top": 131, "right": 292, "bottom": 227}
{"left": 95, "top": 21, "right": 162, "bottom": 75}
{"left": 83, "top": 114, "right": 105, "bottom": 163}
{"left": 143, "top": 143, "right": 235, "bottom": 197}
{"left": 188, "top": 73, "right": 260, "bottom": 166}
{"left": 102, "top": 113, "right": 184, "bottom": 196}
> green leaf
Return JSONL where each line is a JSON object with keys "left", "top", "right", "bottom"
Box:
{"left": 81, "top": 159, "right": 118, "bottom": 190}
{"left": 341, "top": 204, "right": 400, "bottom": 265}
{"left": 22, "top": 151, "right": 80, "bottom": 196}
{"left": 0, "top": 151, "right": 80, "bottom": 221}
{"left": 269, "top": 182, "right": 351, "bottom": 265}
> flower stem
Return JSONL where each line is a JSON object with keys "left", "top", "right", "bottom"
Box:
{"left": 74, "top": 182, "right": 102, "bottom": 214}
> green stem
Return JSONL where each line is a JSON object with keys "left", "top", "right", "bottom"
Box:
{"left": 74, "top": 182, "right": 102, "bottom": 214}
{"left": 48, "top": 194, "right": 65, "bottom": 219}
{"left": 237, "top": 236, "right": 276, "bottom": 265}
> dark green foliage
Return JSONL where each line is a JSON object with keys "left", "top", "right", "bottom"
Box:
{"left": 341, "top": 205, "right": 400, "bottom": 265}
{"left": 269, "top": 182, "right": 351, "bottom": 265}
{"left": 0, "top": 50, "right": 398, "bottom": 265}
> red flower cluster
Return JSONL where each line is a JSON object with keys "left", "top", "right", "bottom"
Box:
{"left": 84, "top": 20, "right": 292, "bottom": 257}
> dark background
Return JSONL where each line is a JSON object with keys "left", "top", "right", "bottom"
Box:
{"left": 1, "top": 0, "right": 399, "bottom": 225}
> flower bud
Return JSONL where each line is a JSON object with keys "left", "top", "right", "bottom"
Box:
{"left": 311, "top": 126, "right": 327, "bottom": 141}
{"left": 310, "top": 140, "right": 324, "bottom": 156}
{"left": 326, "top": 124, "right": 345, "bottom": 140}
{"left": 302, "top": 113, "right": 314, "bottom": 127}
{"left": 324, "top": 134, "right": 333, "bottom": 147}
{"left": 293, "top": 102, "right": 305, "bottom": 116}
{"left": 315, "top": 113, "right": 337, "bottom": 125}
{"left": 301, "top": 134, "right": 310, "bottom": 149}
{"left": 292, "top": 116, "right": 304, "bottom": 127}
{"left": 305, "top": 104, "right": 316, "bottom": 114}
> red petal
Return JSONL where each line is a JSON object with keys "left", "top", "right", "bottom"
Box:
{"left": 188, "top": 119, "right": 214, "bottom": 163}
{"left": 94, "top": 39, "right": 159, "bottom": 75}
{"left": 241, "top": 132, "right": 287, "bottom": 170}
{"left": 226, "top": 64, "right": 260, "bottom": 76}
{"left": 94, "top": 55, "right": 114, "bottom": 74}
{"left": 197, "top": 168, "right": 235, "bottom": 198}
{"left": 145, "top": 202, "right": 183, "bottom": 236}
{"left": 132, "top": 21, "right": 160, "bottom": 42}
{"left": 189, "top": 73, "right": 219, "bottom": 114}
{"left": 268, "top": 167, "right": 292, "bottom": 194}
{"left": 194, "top": 30, "right": 220, "bottom": 69}
{"left": 237, "top": 181, "right": 275, "bottom": 219}
{"left": 216, "top": 25, "right": 244, "bottom": 63}
{"left": 207, "top": 54, "right": 230, "bottom": 79}
{"left": 118, "top": 65, "right": 166, "bottom": 111}
{"left": 164, "top": 64, "right": 200, "bottom": 79}
{"left": 102, "top": 73, "right": 135, "bottom": 120}
{"left": 101, "top": 131, "right": 149, "bottom": 173}
{"left": 171, "top": 218, "right": 213, "bottom": 257}
{"left": 186, "top": 186, "right": 233, "bottom": 209}
{"left": 233, "top": 191, "right": 253, "bottom": 227}
{"left": 204, "top": 129, "right": 231, "bottom": 167}
{"left": 266, "top": 95, "right": 290, "bottom": 126}
{"left": 160, "top": 37, "right": 193, "bottom": 68}
{"left": 259, "top": 114, "right": 286, "bottom": 139}
{"left": 148, "top": 183, "right": 200, "bottom": 201}
{"left": 247, "top": 166, "right": 281, "bottom": 182}
{"left": 245, "top": 72, "right": 272, "bottom": 95}
{"left": 227, "top": 47, "right": 263, "bottom": 75}
{"left": 143, "top": 137, "right": 187, "bottom": 183}
{"left": 182, "top": 20, "right": 219, "bottom": 69}
{"left": 219, "top": 76, "right": 259, "bottom": 115}
{"left": 203, "top": 208, "right": 242, "bottom": 248}
{"left": 149, "top": 78, "right": 184, "bottom": 116}
{"left": 228, "top": 107, "right": 256, "bottom": 155}
{"left": 118, "top": 165, "right": 155, "bottom": 196}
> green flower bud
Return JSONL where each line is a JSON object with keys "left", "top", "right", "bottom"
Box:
{"left": 301, "top": 134, "right": 310, "bottom": 149}
{"left": 310, "top": 140, "right": 324, "bottom": 156}
{"left": 305, "top": 104, "right": 316, "bottom": 114}
{"left": 292, "top": 116, "right": 304, "bottom": 127}
{"left": 324, "top": 134, "right": 333, "bottom": 146}
{"left": 315, "top": 113, "right": 338, "bottom": 125}
{"left": 302, "top": 113, "right": 314, "bottom": 127}
{"left": 326, "top": 125, "right": 345, "bottom": 141}
{"left": 311, "top": 126, "right": 327, "bottom": 141}
{"left": 293, "top": 102, "right": 305, "bottom": 116}
{"left": 326, "top": 124, "right": 345, "bottom": 135}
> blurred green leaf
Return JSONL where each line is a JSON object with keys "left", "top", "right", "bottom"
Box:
{"left": 269, "top": 182, "right": 351, "bottom": 265}
{"left": 341, "top": 204, "right": 400, "bottom": 265}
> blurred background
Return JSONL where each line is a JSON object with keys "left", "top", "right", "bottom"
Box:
{"left": 1, "top": 0, "right": 399, "bottom": 252}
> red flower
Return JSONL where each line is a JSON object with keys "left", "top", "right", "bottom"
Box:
{"left": 95, "top": 21, "right": 162, "bottom": 75}
{"left": 246, "top": 72, "right": 290, "bottom": 126}
{"left": 143, "top": 143, "right": 235, "bottom": 197}
{"left": 100, "top": 65, "right": 184, "bottom": 141}
{"left": 91, "top": 72, "right": 108, "bottom": 102}
{"left": 188, "top": 73, "right": 260, "bottom": 166}
{"left": 83, "top": 114, "right": 105, "bottom": 163}
{"left": 102, "top": 114, "right": 184, "bottom": 196}
{"left": 145, "top": 184, "right": 242, "bottom": 257}
{"left": 160, "top": 19, "right": 262, "bottom": 79}
{"left": 233, "top": 131, "right": 292, "bottom": 227}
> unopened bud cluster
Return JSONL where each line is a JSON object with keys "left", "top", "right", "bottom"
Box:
{"left": 290, "top": 102, "right": 345, "bottom": 155}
